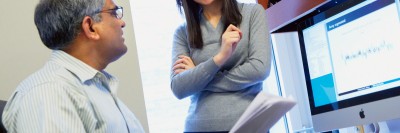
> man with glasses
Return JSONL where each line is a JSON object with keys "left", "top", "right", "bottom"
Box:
{"left": 1, "top": 0, "right": 145, "bottom": 132}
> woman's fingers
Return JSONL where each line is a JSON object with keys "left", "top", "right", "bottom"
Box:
{"left": 172, "top": 63, "right": 186, "bottom": 71}
{"left": 174, "top": 69, "right": 185, "bottom": 75}
{"left": 224, "top": 32, "right": 241, "bottom": 46}
{"left": 223, "top": 24, "right": 242, "bottom": 46}
{"left": 173, "top": 56, "right": 190, "bottom": 66}
{"left": 172, "top": 55, "right": 196, "bottom": 74}
{"left": 173, "top": 58, "right": 184, "bottom": 66}
{"left": 178, "top": 55, "right": 195, "bottom": 68}
{"left": 225, "top": 24, "right": 242, "bottom": 39}
{"left": 229, "top": 32, "right": 241, "bottom": 41}
{"left": 225, "top": 24, "right": 241, "bottom": 33}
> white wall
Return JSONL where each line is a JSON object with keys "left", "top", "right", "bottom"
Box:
{"left": 0, "top": 0, "right": 149, "bottom": 132}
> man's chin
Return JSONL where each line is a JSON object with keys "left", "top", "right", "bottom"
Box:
{"left": 110, "top": 46, "right": 128, "bottom": 63}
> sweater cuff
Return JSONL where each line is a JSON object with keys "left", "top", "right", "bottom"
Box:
{"left": 202, "top": 58, "right": 220, "bottom": 77}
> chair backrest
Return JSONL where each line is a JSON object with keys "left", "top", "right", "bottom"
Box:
{"left": 0, "top": 100, "right": 7, "bottom": 133}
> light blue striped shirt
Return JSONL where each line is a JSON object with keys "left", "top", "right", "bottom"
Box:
{"left": 2, "top": 50, "right": 145, "bottom": 133}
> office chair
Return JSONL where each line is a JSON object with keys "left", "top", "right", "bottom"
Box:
{"left": 0, "top": 100, "right": 7, "bottom": 133}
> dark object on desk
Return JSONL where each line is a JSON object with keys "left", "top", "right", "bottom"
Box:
{"left": 267, "top": 0, "right": 281, "bottom": 8}
{"left": 0, "top": 100, "right": 7, "bottom": 133}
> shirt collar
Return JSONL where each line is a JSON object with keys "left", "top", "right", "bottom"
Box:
{"left": 49, "top": 50, "right": 104, "bottom": 83}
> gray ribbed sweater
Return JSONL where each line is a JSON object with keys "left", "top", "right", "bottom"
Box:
{"left": 171, "top": 3, "right": 271, "bottom": 132}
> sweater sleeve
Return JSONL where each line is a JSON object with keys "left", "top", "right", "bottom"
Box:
{"left": 206, "top": 4, "right": 272, "bottom": 92}
{"left": 170, "top": 24, "right": 220, "bottom": 99}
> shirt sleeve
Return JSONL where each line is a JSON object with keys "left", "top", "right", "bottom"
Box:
{"left": 206, "top": 4, "right": 272, "bottom": 92}
{"left": 170, "top": 24, "right": 221, "bottom": 99}
{"left": 2, "top": 83, "right": 87, "bottom": 133}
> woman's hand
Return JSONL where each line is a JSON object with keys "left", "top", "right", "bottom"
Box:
{"left": 173, "top": 55, "right": 195, "bottom": 75}
{"left": 214, "top": 24, "right": 242, "bottom": 67}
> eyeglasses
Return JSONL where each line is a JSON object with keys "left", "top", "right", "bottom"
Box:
{"left": 94, "top": 6, "right": 123, "bottom": 19}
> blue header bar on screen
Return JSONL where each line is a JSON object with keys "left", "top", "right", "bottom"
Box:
{"left": 326, "top": 0, "right": 393, "bottom": 31}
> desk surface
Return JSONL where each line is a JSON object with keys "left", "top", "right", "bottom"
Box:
{"left": 265, "top": 0, "right": 328, "bottom": 33}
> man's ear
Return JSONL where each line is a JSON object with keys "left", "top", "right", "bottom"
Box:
{"left": 82, "top": 16, "right": 100, "bottom": 40}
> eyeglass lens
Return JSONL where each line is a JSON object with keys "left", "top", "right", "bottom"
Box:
{"left": 116, "top": 7, "right": 123, "bottom": 19}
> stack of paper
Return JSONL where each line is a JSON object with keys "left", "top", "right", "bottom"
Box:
{"left": 230, "top": 91, "right": 297, "bottom": 133}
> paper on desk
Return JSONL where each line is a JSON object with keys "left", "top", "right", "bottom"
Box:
{"left": 229, "top": 91, "right": 296, "bottom": 133}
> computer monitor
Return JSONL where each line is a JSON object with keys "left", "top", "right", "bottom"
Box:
{"left": 297, "top": 0, "right": 400, "bottom": 132}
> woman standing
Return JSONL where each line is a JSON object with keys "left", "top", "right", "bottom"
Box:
{"left": 171, "top": 0, "right": 271, "bottom": 132}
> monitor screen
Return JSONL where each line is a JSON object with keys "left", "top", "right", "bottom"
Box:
{"left": 297, "top": 0, "right": 400, "bottom": 131}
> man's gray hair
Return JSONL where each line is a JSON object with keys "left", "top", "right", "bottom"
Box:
{"left": 34, "top": 0, "right": 105, "bottom": 50}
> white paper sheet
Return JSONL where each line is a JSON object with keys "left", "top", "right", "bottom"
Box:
{"left": 230, "top": 91, "right": 297, "bottom": 133}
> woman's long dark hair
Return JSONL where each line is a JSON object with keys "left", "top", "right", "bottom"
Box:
{"left": 176, "top": 0, "right": 242, "bottom": 49}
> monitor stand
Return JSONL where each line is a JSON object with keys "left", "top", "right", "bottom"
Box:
{"left": 385, "top": 118, "right": 400, "bottom": 132}
{"left": 361, "top": 123, "right": 379, "bottom": 133}
{"left": 356, "top": 119, "right": 400, "bottom": 133}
